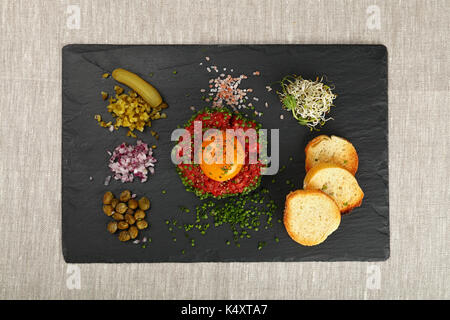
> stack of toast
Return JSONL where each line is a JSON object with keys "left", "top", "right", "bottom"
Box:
{"left": 284, "top": 135, "right": 364, "bottom": 246}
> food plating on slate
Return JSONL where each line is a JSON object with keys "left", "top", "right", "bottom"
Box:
{"left": 93, "top": 55, "right": 364, "bottom": 251}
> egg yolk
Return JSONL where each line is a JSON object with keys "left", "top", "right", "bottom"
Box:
{"left": 200, "top": 134, "right": 245, "bottom": 182}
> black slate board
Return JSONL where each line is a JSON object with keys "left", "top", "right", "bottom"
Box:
{"left": 62, "top": 44, "right": 389, "bottom": 262}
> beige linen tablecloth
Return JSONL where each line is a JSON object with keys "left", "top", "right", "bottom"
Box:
{"left": 0, "top": 0, "right": 448, "bottom": 299}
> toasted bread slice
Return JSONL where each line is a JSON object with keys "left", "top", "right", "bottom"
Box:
{"left": 303, "top": 163, "right": 364, "bottom": 213}
{"left": 284, "top": 190, "right": 341, "bottom": 246}
{"left": 305, "top": 135, "right": 359, "bottom": 175}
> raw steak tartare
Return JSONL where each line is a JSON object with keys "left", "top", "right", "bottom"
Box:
{"left": 175, "top": 108, "right": 265, "bottom": 199}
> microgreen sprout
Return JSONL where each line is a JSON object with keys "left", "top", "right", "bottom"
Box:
{"left": 276, "top": 75, "right": 336, "bottom": 130}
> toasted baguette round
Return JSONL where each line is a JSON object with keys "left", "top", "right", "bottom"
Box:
{"left": 305, "top": 135, "right": 359, "bottom": 175}
{"left": 303, "top": 163, "right": 364, "bottom": 213}
{"left": 284, "top": 190, "right": 341, "bottom": 246}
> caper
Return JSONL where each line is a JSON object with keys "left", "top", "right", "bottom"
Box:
{"left": 103, "top": 191, "right": 114, "bottom": 204}
{"left": 136, "top": 219, "right": 148, "bottom": 230}
{"left": 111, "top": 198, "right": 119, "bottom": 209}
{"left": 120, "top": 190, "right": 131, "bottom": 202}
{"left": 115, "top": 202, "right": 127, "bottom": 214}
{"left": 102, "top": 205, "right": 113, "bottom": 216}
{"left": 138, "top": 197, "right": 150, "bottom": 210}
{"left": 107, "top": 221, "right": 118, "bottom": 234}
{"left": 128, "top": 199, "right": 138, "bottom": 210}
{"left": 125, "top": 213, "right": 136, "bottom": 225}
{"left": 129, "top": 226, "right": 138, "bottom": 239}
{"left": 134, "top": 210, "right": 146, "bottom": 220}
{"left": 112, "top": 213, "right": 124, "bottom": 221}
{"left": 118, "top": 230, "right": 131, "bottom": 242}
{"left": 126, "top": 207, "right": 135, "bottom": 215}
{"left": 118, "top": 221, "right": 129, "bottom": 230}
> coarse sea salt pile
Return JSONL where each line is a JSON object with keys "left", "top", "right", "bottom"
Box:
{"left": 108, "top": 140, "right": 156, "bottom": 183}
{"left": 202, "top": 57, "right": 263, "bottom": 116}
{"left": 210, "top": 74, "right": 248, "bottom": 109}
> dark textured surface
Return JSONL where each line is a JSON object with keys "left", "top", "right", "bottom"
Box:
{"left": 62, "top": 44, "right": 389, "bottom": 263}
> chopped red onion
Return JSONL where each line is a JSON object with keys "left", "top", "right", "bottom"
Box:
{"left": 108, "top": 140, "right": 157, "bottom": 183}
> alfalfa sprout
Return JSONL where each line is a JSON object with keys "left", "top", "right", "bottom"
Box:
{"left": 276, "top": 75, "right": 336, "bottom": 130}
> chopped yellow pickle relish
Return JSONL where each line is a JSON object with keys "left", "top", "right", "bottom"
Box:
{"left": 95, "top": 86, "right": 167, "bottom": 138}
